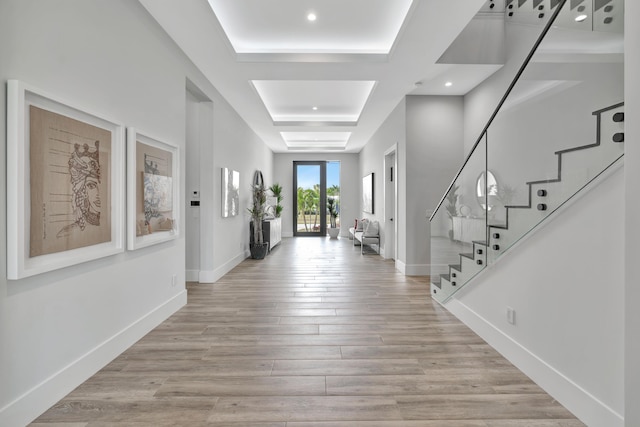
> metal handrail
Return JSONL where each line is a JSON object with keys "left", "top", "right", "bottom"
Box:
{"left": 429, "top": 0, "right": 568, "bottom": 222}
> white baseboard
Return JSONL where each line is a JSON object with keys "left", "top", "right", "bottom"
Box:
{"left": 0, "top": 290, "right": 187, "bottom": 427}
{"left": 282, "top": 231, "right": 294, "bottom": 238}
{"left": 185, "top": 269, "right": 199, "bottom": 282}
{"left": 404, "top": 264, "right": 429, "bottom": 276}
{"left": 198, "top": 250, "right": 246, "bottom": 283}
{"left": 445, "top": 299, "right": 624, "bottom": 427}
{"left": 395, "top": 260, "right": 429, "bottom": 276}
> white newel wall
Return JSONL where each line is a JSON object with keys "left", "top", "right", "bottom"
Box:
{"left": 405, "top": 95, "right": 465, "bottom": 276}
{"left": 625, "top": 2, "right": 640, "bottom": 426}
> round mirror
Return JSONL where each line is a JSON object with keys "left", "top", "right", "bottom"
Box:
{"left": 476, "top": 171, "right": 498, "bottom": 211}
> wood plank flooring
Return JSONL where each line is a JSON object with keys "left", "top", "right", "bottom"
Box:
{"left": 32, "top": 237, "right": 585, "bottom": 426}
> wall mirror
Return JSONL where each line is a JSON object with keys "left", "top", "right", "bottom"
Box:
{"left": 476, "top": 170, "right": 498, "bottom": 211}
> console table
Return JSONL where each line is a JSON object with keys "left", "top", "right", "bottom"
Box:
{"left": 452, "top": 216, "right": 486, "bottom": 243}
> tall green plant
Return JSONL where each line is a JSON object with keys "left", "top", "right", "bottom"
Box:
{"left": 327, "top": 197, "right": 339, "bottom": 228}
{"left": 269, "top": 183, "right": 284, "bottom": 218}
{"left": 445, "top": 184, "right": 459, "bottom": 240}
{"left": 248, "top": 181, "right": 267, "bottom": 244}
{"left": 445, "top": 185, "right": 459, "bottom": 218}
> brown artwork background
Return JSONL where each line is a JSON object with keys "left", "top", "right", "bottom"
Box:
{"left": 29, "top": 105, "right": 112, "bottom": 257}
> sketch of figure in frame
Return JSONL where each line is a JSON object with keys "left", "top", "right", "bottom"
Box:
{"left": 57, "top": 141, "right": 102, "bottom": 238}
{"left": 29, "top": 105, "right": 112, "bottom": 258}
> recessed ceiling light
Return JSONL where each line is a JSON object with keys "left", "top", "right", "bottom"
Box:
{"left": 575, "top": 14, "right": 588, "bottom": 22}
{"left": 445, "top": 81, "right": 453, "bottom": 87}
{"left": 312, "top": 106, "right": 318, "bottom": 111}
{"left": 307, "top": 12, "right": 317, "bottom": 22}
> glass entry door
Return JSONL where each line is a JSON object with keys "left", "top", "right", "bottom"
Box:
{"left": 293, "top": 161, "right": 326, "bottom": 236}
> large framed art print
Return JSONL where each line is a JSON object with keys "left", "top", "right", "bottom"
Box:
{"left": 6, "top": 80, "right": 125, "bottom": 279}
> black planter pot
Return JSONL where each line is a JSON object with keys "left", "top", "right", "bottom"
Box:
{"left": 250, "top": 242, "right": 269, "bottom": 260}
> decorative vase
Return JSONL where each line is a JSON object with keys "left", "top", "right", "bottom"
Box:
{"left": 328, "top": 228, "right": 340, "bottom": 239}
{"left": 250, "top": 242, "right": 269, "bottom": 259}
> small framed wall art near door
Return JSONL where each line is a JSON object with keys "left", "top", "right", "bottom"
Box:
{"left": 6, "top": 80, "right": 125, "bottom": 279}
{"left": 363, "top": 172, "right": 374, "bottom": 214}
{"left": 126, "top": 128, "right": 179, "bottom": 250}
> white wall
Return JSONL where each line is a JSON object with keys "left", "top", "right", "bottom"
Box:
{"left": 360, "top": 100, "right": 406, "bottom": 267}
{"left": 359, "top": 95, "right": 465, "bottom": 275}
{"left": 273, "top": 153, "right": 358, "bottom": 238}
{"left": 448, "top": 166, "right": 625, "bottom": 427}
{"left": 207, "top": 97, "right": 273, "bottom": 282}
{"left": 0, "top": 0, "right": 272, "bottom": 424}
{"left": 624, "top": 1, "right": 640, "bottom": 425}
{"left": 406, "top": 96, "right": 465, "bottom": 275}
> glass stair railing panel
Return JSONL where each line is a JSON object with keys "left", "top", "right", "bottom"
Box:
{"left": 430, "top": 135, "right": 488, "bottom": 303}
{"left": 486, "top": 0, "right": 625, "bottom": 265}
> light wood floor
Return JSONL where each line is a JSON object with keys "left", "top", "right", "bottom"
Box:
{"left": 32, "top": 237, "right": 584, "bottom": 426}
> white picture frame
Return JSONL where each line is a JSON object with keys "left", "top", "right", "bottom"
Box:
{"left": 126, "top": 128, "right": 180, "bottom": 250}
{"left": 221, "top": 167, "right": 240, "bottom": 218}
{"left": 363, "top": 172, "right": 374, "bottom": 214}
{"left": 7, "top": 80, "right": 125, "bottom": 280}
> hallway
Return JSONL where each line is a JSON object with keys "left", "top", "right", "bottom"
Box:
{"left": 33, "top": 237, "right": 583, "bottom": 425}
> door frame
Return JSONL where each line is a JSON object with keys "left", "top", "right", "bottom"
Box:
{"left": 293, "top": 161, "right": 327, "bottom": 237}
{"left": 383, "top": 145, "right": 398, "bottom": 260}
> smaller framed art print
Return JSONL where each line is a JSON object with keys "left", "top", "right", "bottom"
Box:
{"left": 6, "top": 80, "right": 125, "bottom": 279}
{"left": 126, "top": 128, "right": 179, "bottom": 250}
{"left": 221, "top": 167, "right": 240, "bottom": 218}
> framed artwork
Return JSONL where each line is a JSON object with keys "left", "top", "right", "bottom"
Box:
{"left": 363, "top": 173, "right": 374, "bottom": 214}
{"left": 126, "top": 128, "right": 179, "bottom": 250}
{"left": 222, "top": 167, "right": 240, "bottom": 217}
{"left": 6, "top": 80, "right": 125, "bottom": 279}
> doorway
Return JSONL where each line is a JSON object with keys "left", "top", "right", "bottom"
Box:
{"left": 293, "top": 161, "right": 326, "bottom": 236}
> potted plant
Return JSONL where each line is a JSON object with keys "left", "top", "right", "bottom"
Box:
{"left": 445, "top": 184, "right": 459, "bottom": 240}
{"left": 268, "top": 183, "right": 284, "bottom": 218}
{"left": 248, "top": 172, "right": 269, "bottom": 259}
{"left": 327, "top": 196, "right": 340, "bottom": 239}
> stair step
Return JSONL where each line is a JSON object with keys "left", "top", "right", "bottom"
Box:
{"left": 440, "top": 274, "right": 450, "bottom": 281}
{"left": 450, "top": 264, "right": 461, "bottom": 272}
{"left": 460, "top": 253, "right": 474, "bottom": 260}
{"left": 431, "top": 280, "right": 442, "bottom": 290}
{"left": 472, "top": 240, "right": 488, "bottom": 246}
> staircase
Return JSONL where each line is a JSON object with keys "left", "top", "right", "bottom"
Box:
{"left": 431, "top": 102, "right": 624, "bottom": 302}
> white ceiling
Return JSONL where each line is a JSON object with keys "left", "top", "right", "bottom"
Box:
{"left": 251, "top": 80, "right": 376, "bottom": 123}
{"left": 207, "top": 0, "right": 414, "bottom": 55}
{"left": 139, "top": 0, "right": 495, "bottom": 153}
